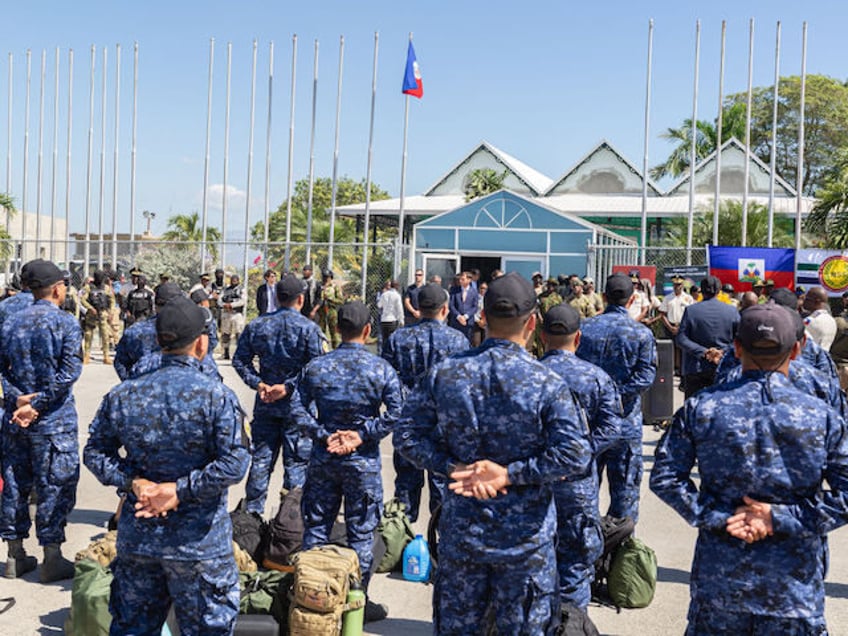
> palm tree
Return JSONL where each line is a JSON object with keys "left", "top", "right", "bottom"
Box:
{"left": 805, "top": 161, "right": 848, "bottom": 247}
{"left": 660, "top": 200, "right": 795, "bottom": 248}
{"left": 463, "top": 168, "right": 508, "bottom": 201}
{"left": 0, "top": 193, "right": 16, "bottom": 261}
{"left": 162, "top": 212, "right": 221, "bottom": 263}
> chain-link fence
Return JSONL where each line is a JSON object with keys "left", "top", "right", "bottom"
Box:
{"left": 587, "top": 244, "right": 708, "bottom": 287}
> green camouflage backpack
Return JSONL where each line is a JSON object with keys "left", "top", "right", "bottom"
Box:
{"left": 375, "top": 498, "right": 415, "bottom": 573}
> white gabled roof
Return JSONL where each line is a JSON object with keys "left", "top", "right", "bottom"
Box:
{"left": 424, "top": 141, "right": 553, "bottom": 196}
{"left": 544, "top": 139, "right": 662, "bottom": 196}
{"left": 337, "top": 194, "right": 466, "bottom": 218}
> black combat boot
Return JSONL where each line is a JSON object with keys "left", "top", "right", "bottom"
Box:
{"left": 40, "top": 544, "right": 75, "bottom": 583}
{"left": 5, "top": 539, "right": 37, "bottom": 579}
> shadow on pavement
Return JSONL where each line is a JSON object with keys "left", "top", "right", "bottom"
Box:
{"left": 67, "top": 507, "right": 112, "bottom": 529}
{"left": 826, "top": 581, "right": 848, "bottom": 599}
{"left": 365, "top": 618, "right": 432, "bottom": 635}
{"left": 39, "top": 606, "right": 68, "bottom": 634}
{"left": 657, "top": 565, "right": 690, "bottom": 585}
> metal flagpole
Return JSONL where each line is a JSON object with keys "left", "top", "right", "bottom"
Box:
{"left": 741, "top": 18, "right": 754, "bottom": 248}
{"left": 767, "top": 22, "right": 781, "bottom": 248}
{"left": 795, "top": 22, "right": 807, "bottom": 252}
{"left": 713, "top": 21, "right": 726, "bottom": 246}
{"left": 111, "top": 43, "right": 120, "bottom": 269}
{"left": 5, "top": 53, "right": 11, "bottom": 280}
{"left": 327, "top": 35, "right": 344, "bottom": 271}
{"left": 50, "top": 48, "right": 59, "bottom": 260}
{"left": 284, "top": 35, "right": 297, "bottom": 271}
{"left": 22, "top": 50, "right": 31, "bottom": 268}
{"left": 200, "top": 38, "right": 214, "bottom": 271}
{"left": 98, "top": 46, "right": 107, "bottom": 269}
{"left": 361, "top": 32, "right": 379, "bottom": 297}
{"left": 305, "top": 39, "right": 318, "bottom": 268}
{"left": 221, "top": 42, "right": 231, "bottom": 271}
{"left": 639, "top": 19, "right": 653, "bottom": 265}
{"left": 262, "top": 41, "right": 274, "bottom": 270}
{"left": 395, "top": 32, "right": 413, "bottom": 279}
{"left": 686, "top": 21, "right": 700, "bottom": 266}
{"left": 84, "top": 46, "right": 94, "bottom": 278}
{"left": 65, "top": 49, "right": 73, "bottom": 266}
{"left": 242, "top": 40, "right": 257, "bottom": 284}
{"left": 129, "top": 42, "right": 138, "bottom": 262}
{"left": 36, "top": 50, "right": 45, "bottom": 258}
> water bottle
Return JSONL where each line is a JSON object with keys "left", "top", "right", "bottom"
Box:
{"left": 402, "top": 534, "right": 431, "bottom": 582}
{"left": 341, "top": 579, "right": 365, "bottom": 636}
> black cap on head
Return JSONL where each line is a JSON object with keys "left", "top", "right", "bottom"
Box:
{"left": 484, "top": 272, "right": 537, "bottom": 318}
{"left": 700, "top": 276, "right": 722, "bottom": 296}
{"left": 768, "top": 287, "right": 797, "bottom": 311}
{"left": 323, "top": 269, "right": 334, "bottom": 279}
{"left": 604, "top": 273, "right": 633, "bottom": 304}
{"left": 302, "top": 264, "right": 313, "bottom": 272}
{"left": 156, "top": 296, "right": 207, "bottom": 351}
{"left": 27, "top": 260, "right": 64, "bottom": 290}
{"left": 215, "top": 268, "right": 224, "bottom": 275}
{"left": 722, "top": 283, "right": 735, "bottom": 293}
{"left": 737, "top": 303, "right": 797, "bottom": 355}
{"left": 275, "top": 274, "right": 304, "bottom": 303}
{"left": 190, "top": 289, "right": 208, "bottom": 304}
{"left": 417, "top": 283, "right": 447, "bottom": 310}
{"left": 338, "top": 300, "right": 370, "bottom": 332}
{"left": 155, "top": 281, "right": 183, "bottom": 306}
{"left": 543, "top": 303, "right": 580, "bottom": 335}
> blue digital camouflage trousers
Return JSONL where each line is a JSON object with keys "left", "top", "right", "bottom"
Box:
{"left": 109, "top": 553, "right": 239, "bottom": 636}
{"left": 433, "top": 542, "right": 559, "bottom": 636}
{"left": 245, "top": 415, "right": 311, "bottom": 514}
{"left": 302, "top": 453, "right": 382, "bottom": 588}
{"left": 686, "top": 607, "right": 828, "bottom": 635}
{"left": 0, "top": 429, "right": 79, "bottom": 545}
{"left": 597, "top": 436, "right": 643, "bottom": 523}
{"left": 553, "top": 484, "right": 603, "bottom": 609}
{"left": 392, "top": 449, "right": 445, "bottom": 523}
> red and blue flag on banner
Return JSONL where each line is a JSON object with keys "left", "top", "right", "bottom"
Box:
{"left": 402, "top": 41, "right": 423, "bottom": 98}
{"left": 708, "top": 245, "right": 795, "bottom": 291}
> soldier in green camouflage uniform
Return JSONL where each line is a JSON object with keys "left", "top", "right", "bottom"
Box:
{"left": 81, "top": 270, "right": 115, "bottom": 365}
{"left": 529, "top": 278, "right": 562, "bottom": 358}
{"left": 319, "top": 270, "right": 344, "bottom": 349}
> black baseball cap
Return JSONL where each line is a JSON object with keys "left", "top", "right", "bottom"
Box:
{"left": 768, "top": 287, "right": 797, "bottom": 311}
{"left": 484, "top": 272, "right": 537, "bottom": 318}
{"left": 543, "top": 304, "right": 580, "bottom": 336}
{"left": 737, "top": 304, "right": 797, "bottom": 355}
{"left": 155, "top": 282, "right": 183, "bottom": 306}
{"left": 338, "top": 300, "right": 370, "bottom": 331}
{"left": 190, "top": 289, "right": 208, "bottom": 304}
{"left": 276, "top": 274, "right": 304, "bottom": 303}
{"left": 27, "top": 260, "right": 64, "bottom": 290}
{"left": 156, "top": 296, "right": 207, "bottom": 350}
{"left": 417, "top": 283, "right": 447, "bottom": 310}
{"left": 604, "top": 273, "right": 633, "bottom": 304}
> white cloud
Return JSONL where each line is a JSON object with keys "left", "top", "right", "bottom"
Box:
{"left": 206, "top": 183, "right": 247, "bottom": 211}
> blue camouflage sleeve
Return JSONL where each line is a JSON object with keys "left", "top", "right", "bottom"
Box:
{"left": 591, "top": 375, "right": 624, "bottom": 455}
{"left": 83, "top": 393, "right": 134, "bottom": 492}
{"left": 290, "top": 366, "right": 329, "bottom": 443}
{"left": 31, "top": 318, "right": 83, "bottom": 413}
{"left": 619, "top": 332, "right": 657, "bottom": 399}
{"left": 395, "top": 368, "right": 453, "bottom": 477}
{"left": 232, "top": 323, "right": 261, "bottom": 390}
{"left": 361, "top": 365, "right": 402, "bottom": 443}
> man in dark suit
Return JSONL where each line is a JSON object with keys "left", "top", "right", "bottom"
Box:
{"left": 256, "top": 269, "right": 278, "bottom": 315}
{"left": 449, "top": 271, "right": 479, "bottom": 343}
{"left": 676, "top": 275, "right": 740, "bottom": 398}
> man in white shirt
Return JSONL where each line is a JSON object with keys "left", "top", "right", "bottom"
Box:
{"left": 659, "top": 277, "right": 694, "bottom": 338}
{"left": 627, "top": 276, "right": 650, "bottom": 322}
{"left": 378, "top": 279, "right": 404, "bottom": 345}
{"left": 803, "top": 286, "right": 837, "bottom": 350}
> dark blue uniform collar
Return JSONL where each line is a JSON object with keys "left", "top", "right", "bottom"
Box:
{"left": 337, "top": 342, "right": 365, "bottom": 350}
{"left": 160, "top": 354, "right": 204, "bottom": 370}
{"left": 540, "top": 348, "right": 575, "bottom": 361}
{"left": 33, "top": 298, "right": 57, "bottom": 308}
{"left": 604, "top": 304, "right": 629, "bottom": 316}
{"left": 740, "top": 368, "right": 791, "bottom": 383}
{"left": 480, "top": 338, "right": 528, "bottom": 353}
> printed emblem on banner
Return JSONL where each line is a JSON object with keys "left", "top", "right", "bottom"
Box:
{"left": 739, "top": 259, "right": 765, "bottom": 282}
{"left": 819, "top": 255, "right": 848, "bottom": 293}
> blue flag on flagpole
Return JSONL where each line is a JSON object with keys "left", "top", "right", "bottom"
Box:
{"left": 402, "top": 41, "right": 423, "bottom": 98}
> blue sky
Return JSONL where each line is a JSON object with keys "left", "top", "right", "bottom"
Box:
{"left": 2, "top": 1, "right": 847, "bottom": 238}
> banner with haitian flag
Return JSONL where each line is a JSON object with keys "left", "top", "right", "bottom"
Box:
{"left": 707, "top": 246, "right": 795, "bottom": 292}
{"left": 795, "top": 248, "right": 848, "bottom": 297}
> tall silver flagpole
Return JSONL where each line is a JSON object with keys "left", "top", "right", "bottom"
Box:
{"left": 767, "top": 22, "right": 781, "bottom": 247}
{"left": 200, "top": 38, "right": 214, "bottom": 270}
{"left": 284, "top": 35, "right": 297, "bottom": 271}
{"left": 361, "top": 32, "right": 379, "bottom": 296}
{"left": 686, "top": 21, "right": 700, "bottom": 266}
{"left": 22, "top": 50, "right": 31, "bottom": 267}
{"left": 98, "top": 46, "right": 107, "bottom": 268}
{"left": 327, "top": 35, "right": 344, "bottom": 271}
{"left": 262, "top": 41, "right": 274, "bottom": 269}
{"left": 221, "top": 42, "right": 231, "bottom": 270}
{"left": 305, "top": 39, "right": 318, "bottom": 267}
{"left": 795, "top": 22, "right": 807, "bottom": 252}
{"left": 5, "top": 53, "right": 11, "bottom": 281}
{"left": 395, "top": 32, "right": 413, "bottom": 279}
{"left": 50, "top": 48, "right": 59, "bottom": 260}
{"left": 713, "top": 21, "right": 726, "bottom": 246}
{"left": 111, "top": 43, "right": 120, "bottom": 269}
{"left": 65, "top": 49, "right": 73, "bottom": 266}
{"left": 242, "top": 40, "right": 257, "bottom": 283}
{"left": 84, "top": 46, "right": 95, "bottom": 278}
{"left": 36, "top": 50, "right": 45, "bottom": 258}
{"left": 129, "top": 42, "right": 138, "bottom": 261}
{"left": 639, "top": 19, "right": 653, "bottom": 265}
{"left": 741, "top": 18, "right": 754, "bottom": 248}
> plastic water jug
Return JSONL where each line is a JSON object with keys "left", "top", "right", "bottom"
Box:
{"left": 402, "top": 534, "right": 431, "bottom": 582}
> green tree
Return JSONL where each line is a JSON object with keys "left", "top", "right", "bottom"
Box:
{"left": 162, "top": 212, "right": 221, "bottom": 262}
{"left": 0, "top": 193, "right": 16, "bottom": 261}
{"left": 463, "top": 168, "right": 508, "bottom": 201}
{"left": 805, "top": 153, "right": 848, "bottom": 247}
{"left": 133, "top": 243, "right": 202, "bottom": 291}
{"left": 660, "top": 200, "right": 795, "bottom": 248}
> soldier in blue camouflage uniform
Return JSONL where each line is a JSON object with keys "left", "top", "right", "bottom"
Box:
{"left": 233, "top": 274, "right": 326, "bottom": 514}
{"left": 576, "top": 272, "right": 657, "bottom": 523}
{"left": 540, "top": 303, "right": 623, "bottom": 610}
{"left": 651, "top": 303, "right": 848, "bottom": 635}
{"left": 84, "top": 296, "right": 250, "bottom": 635}
{"left": 292, "top": 300, "right": 401, "bottom": 623}
{"left": 0, "top": 260, "right": 82, "bottom": 582}
{"left": 396, "top": 273, "right": 593, "bottom": 635}
{"left": 381, "top": 283, "right": 468, "bottom": 522}
{"left": 0, "top": 260, "right": 35, "bottom": 336}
